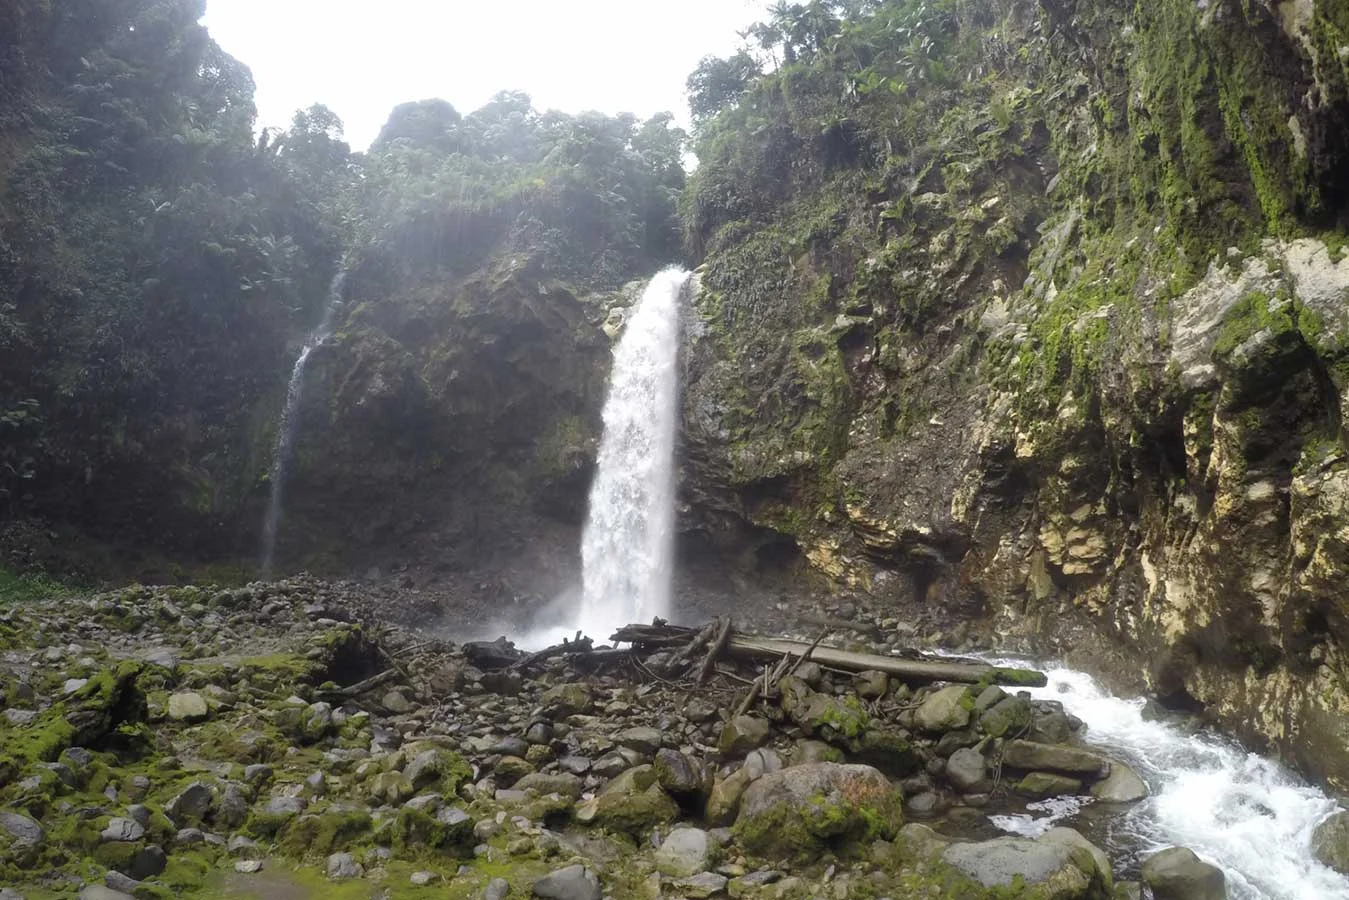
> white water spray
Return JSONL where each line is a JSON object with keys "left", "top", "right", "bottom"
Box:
{"left": 989, "top": 660, "right": 1348, "bottom": 900}
{"left": 569, "top": 267, "right": 687, "bottom": 643}
{"left": 260, "top": 273, "right": 345, "bottom": 576}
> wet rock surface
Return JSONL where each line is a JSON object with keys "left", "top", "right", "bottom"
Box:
{"left": 0, "top": 576, "right": 1203, "bottom": 898}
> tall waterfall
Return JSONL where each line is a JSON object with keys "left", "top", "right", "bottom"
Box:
{"left": 260, "top": 272, "right": 345, "bottom": 576}
{"left": 576, "top": 267, "right": 688, "bottom": 642}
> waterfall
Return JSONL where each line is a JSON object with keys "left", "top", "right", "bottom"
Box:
{"left": 259, "top": 272, "right": 345, "bottom": 576}
{"left": 574, "top": 267, "right": 688, "bottom": 643}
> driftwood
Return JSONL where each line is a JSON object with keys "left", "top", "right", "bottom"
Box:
{"left": 695, "top": 618, "right": 734, "bottom": 686}
{"left": 610, "top": 622, "right": 1045, "bottom": 688}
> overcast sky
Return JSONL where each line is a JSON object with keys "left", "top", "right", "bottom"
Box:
{"left": 201, "top": 1, "right": 773, "bottom": 149}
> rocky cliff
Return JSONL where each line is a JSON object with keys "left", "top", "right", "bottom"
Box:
{"left": 681, "top": 0, "right": 1349, "bottom": 790}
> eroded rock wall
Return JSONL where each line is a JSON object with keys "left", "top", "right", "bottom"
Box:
{"left": 682, "top": 0, "right": 1349, "bottom": 788}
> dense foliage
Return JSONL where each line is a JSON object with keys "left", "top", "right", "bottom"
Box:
{"left": 0, "top": 0, "right": 686, "bottom": 565}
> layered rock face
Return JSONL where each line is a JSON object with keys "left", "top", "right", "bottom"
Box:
{"left": 681, "top": 0, "right": 1349, "bottom": 788}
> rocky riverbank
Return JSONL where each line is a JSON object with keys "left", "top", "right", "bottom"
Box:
{"left": 0, "top": 577, "right": 1268, "bottom": 899}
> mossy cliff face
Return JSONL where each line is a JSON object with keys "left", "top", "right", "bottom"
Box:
{"left": 258, "top": 255, "right": 620, "bottom": 572}
{"left": 683, "top": 0, "right": 1349, "bottom": 788}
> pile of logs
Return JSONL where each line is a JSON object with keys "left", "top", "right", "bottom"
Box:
{"left": 464, "top": 619, "right": 1046, "bottom": 712}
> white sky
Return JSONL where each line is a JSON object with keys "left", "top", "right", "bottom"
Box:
{"left": 201, "top": 1, "right": 773, "bottom": 149}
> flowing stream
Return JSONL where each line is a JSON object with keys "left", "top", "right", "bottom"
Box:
{"left": 573, "top": 267, "right": 687, "bottom": 643}
{"left": 259, "top": 272, "right": 345, "bottom": 576}
{"left": 985, "top": 660, "right": 1348, "bottom": 899}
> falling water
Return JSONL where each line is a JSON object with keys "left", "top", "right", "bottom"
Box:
{"left": 982, "top": 659, "right": 1349, "bottom": 900}
{"left": 574, "top": 267, "right": 688, "bottom": 643}
{"left": 260, "top": 272, "right": 345, "bottom": 576}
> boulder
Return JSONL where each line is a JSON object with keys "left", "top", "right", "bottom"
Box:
{"left": 653, "top": 749, "right": 708, "bottom": 796}
{"left": 1090, "top": 760, "right": 1149, "bottom": 803}
{"left": 914, "top": 685, "right": 972, "bottom": 733}
{"left": 513, "top": 772, "right": 583, "bottom": 800}
{"left": 1313, "top": 810, "right": 1349, "bottom": 874}
{"left": 167, "top": 692, "right": 209, "bottom": 722}
{"left": 655, "top": 826, "right": 716, "bottom": 877}
{"left": 942, "top": 827, "right": 1110, "bottom": 896}
{"left": 979, "top": 695, "right": 1033, "bottom": 737}
{"left": 1002, "top": 740, "right": 1110, "bottom": 777}
{"left": 538, "top": 683, "right": 593, "bottom": 718}
{"left": 326, "top": 851, "right": 364, "bottom": 879}
{"left": 575, "top": 765, "right": 678, "bottom": 832}
{"left": 532, "top": 864, "right": 601, "bottom": 900}
{"left": 403, "top": 747, "right": 472, "bottom": 793}
{"left": 946, "top": 747, "right": 990, "bottom": 793}
{"left": 734, "top": 762, "right": 903, "bottom": 861}
{"left": 1140, "top": 847, "right": 1227, "bottom": 900}
{"left": 706, "top": 767, "right": 753, "bottom": 826}
{"left": 165, "top": 781, "right": 215, "bottom": 826}
{"left": 615, "top": 725, "right": 663, "bottom": 755}
{"left": 1016, "top": 771, "right": 1085, "bottom": 798}
{"left": 718, "top": 716, "right": 771, "bottom": 756}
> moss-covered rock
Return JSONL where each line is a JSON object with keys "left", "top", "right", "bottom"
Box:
{"left": 734, "top": 762, "right": 903, "bottom": 862}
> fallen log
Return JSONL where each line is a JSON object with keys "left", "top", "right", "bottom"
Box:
{"left": 725, "top": 635, "right": 1046, "bottom": 687}
{"left": 608, "top": 622, "right": 1046, "bottom": 687}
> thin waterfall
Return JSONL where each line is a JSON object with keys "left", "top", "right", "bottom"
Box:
{"left": 576, "top": 267, "right": 688, "bottom": 642}
{"left": 260, "top": 272, "right": 345, "bottom": 576}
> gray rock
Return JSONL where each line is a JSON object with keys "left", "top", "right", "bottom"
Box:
{"left": 718, "top": 715, "right": 771, "bottom": 756}
{"left": 243, "top": 764, "right": 273, "bottom": 785}
{"left": 1002, "top": 739, "right": 1110, "bottom": 777}
{"left": 513, "top": 772, "right": 583, "bottom": 800}
{"left": 3, "top": 709, "right": 37, "bottom": 725}
{"left": 126, "top": 804, "right": 151, "bottom": 827}
{"left": 675, "top": 872, "right": 729, "bottom": 897}
{"left": 1015, "top": 771, "right": 1084, "bottom": 797}
{"left": 175, "top": 827, "right": 205, "bottom": 846}
{"left": 1091, "top": 759, "right": 1149, "bottom": 802}
{"left": 743, "top": 748, "right": 784, "bottom": 781}
{"left": 1141, "top": 847, "right": 1227, "bottom": 900}
{"left": 942, "top": 827, "right": 1108, "bottom": 892}
{"left": 946, "top": 748, "right": 989, "bottom": 793}
{"left": 655, "top": 826, "right": 715, "bottom": 877}
{"left": 263, "top": 795, "right": 308, "bottom": 819}
{"left": 531, "top": 863, "right": 602, "bottom": 899}
{"left": 736, "top": 762, "right": 903, "bottom": 860}
{"left": 914, "top": 685, "right": 972, "bottom": 733}
{"left": 654, "top": 748, "right": 706, "bottom": 795}
{"left": 854, "top": 670, "right": 890, "bottom": 699}
{"left": 101, "top": 817, "right": 145, "bottom": 843}
{"left": 0, "top": 889, "right": 24, "bottom": 900}
{"left": 558, "top": 755, "right": 592, "bottom": 775}
{"left": 234, "top": 859, "right": 264, "bottom": 873}
{"left": 167, "top": 692, "right": 209, "bottom": 722}
{"left": 382, "top": 690, "right": 413, "bottom": 714}
{"left": 525, "top": 722, "right": 553, "bottom": 745}
{"left": 326, "top": 851, "right": 364, "bottom": 879}
{"left": 103, "top": 873, "right": 141, "bottom": 895}
{"left": 1313, "top": 810, "right": 1349, "bottom": 874}
{"left": 165, "top": 781, "right": 215, "bottom": 825}
{"left": 218, "top": 782, "right": 250, "bottom": 828}
{"left": 78, "top": 888, "right": 135, "bottom": 900}
{"left": 979, "top": 696, "right": 1032, "bottom": 737}
{"left": 228, "top": 835, "right": 261, "bottom": 858}
{"left": 537, "top": 683, "right": 593, "bottom": 718}
{"left": 409, "top": 871, "right": 440, "bottom": 886}
{"left": 0, "top": 811, "right": 45, "bottom": 846}
{"left": 616, "top": 725, "right": 663, "bottom": 755}
{"left": 483, "top": 876, "right": 510, "bottom": 899}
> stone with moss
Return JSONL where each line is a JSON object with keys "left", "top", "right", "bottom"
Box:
{"left": 402, "top": 745, "right": 472, "bottom": 793}
{"left": 575, "top": 765, "right": 678, "bottom": 833}
{"left": 718, "top": 716, "right": 771, "bottom": 757}
{"left": 914, "top": 685, "right": 973, "bottom": 733}
{"left": 734, "top": 762, "right": 903, "bottom": 862}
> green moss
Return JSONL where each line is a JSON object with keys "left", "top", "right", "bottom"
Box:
{"left": 735, "top": 785, "right": 903, "bottom": 863}
{"left": 278, "top": 807, "right": 373, "bottom": 858}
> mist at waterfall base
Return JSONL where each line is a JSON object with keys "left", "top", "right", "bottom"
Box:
{"left": 515, "top": 267, "right": 687, "bottom": 650}
{"left": 259, "top": 273, "right": 345, "bottom": 576}
{"left": 981, "top": 659, "right": 1348, "bottom": 900}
